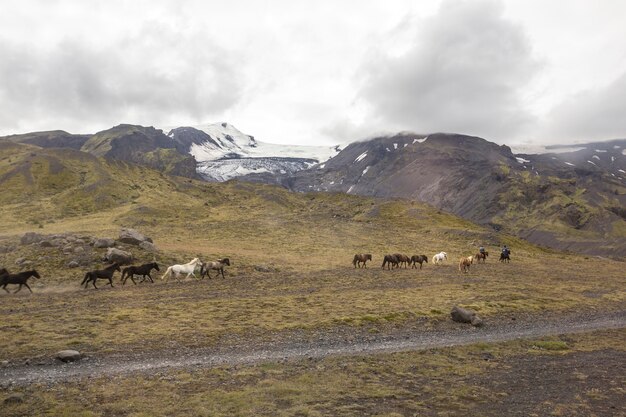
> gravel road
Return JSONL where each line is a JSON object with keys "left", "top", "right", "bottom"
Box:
{"left": 2, "top": 309, "right": 624, "bottom": 387}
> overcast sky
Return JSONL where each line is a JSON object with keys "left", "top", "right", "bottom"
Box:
{"left": 1, "top": 0, "right": 625, "bottom": 146}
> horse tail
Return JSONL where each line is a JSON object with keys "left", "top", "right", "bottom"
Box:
{"left": 161, "top": 266, "right": 172, "bottom": 280}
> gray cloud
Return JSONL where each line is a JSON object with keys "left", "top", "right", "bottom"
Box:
{"left": 0, "top": 23, "right": 244, "bottom": 133}
{"left": 542, "top": 72, "right": 626, "bottom": 142}
{"left": 356, "top": 0, "right": 539, "bottom": 142}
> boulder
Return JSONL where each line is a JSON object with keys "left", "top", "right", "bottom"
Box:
{"left": 55, "top": 350, "right": 81, "bottom": 363}
{"left": 450, "top": 306, "right": 484, "bottom": 327}
{"left": 67, "top": 261, "right": 79, "bottom": 268}
{"left": 93, "top": 238, "right": 116, "bottom": 248}
{"left": 138, "top": 241, "right": 157, "bottom": 252}
{"left": 103, "top": 248, "right": 133, "bottom": 265}
{"left": 118, "top": 228, "right": 151, "bottom": 245}
{"left": 20, "top": 232, "right": 44, "bottom": 245}
{"left": 14, "top": 258, "right": 26, "bottom": 265}
{"left": 0, "top": 245, "right": 14, "bottom": 254}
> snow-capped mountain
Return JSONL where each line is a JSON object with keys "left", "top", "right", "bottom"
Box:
{"left": 165, "top": 122, "right": 340, "bottom": 181}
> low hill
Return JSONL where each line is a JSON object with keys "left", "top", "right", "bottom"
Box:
{"left": 0, "top": 130, "right": 90, "bottom": 150}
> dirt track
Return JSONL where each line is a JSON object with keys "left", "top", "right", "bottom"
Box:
{"left": 2, "top": 309, "right": 624, "bottom": 387}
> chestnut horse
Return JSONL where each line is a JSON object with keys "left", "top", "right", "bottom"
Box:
{"left": 459, "top": 256, "right": 473, "bottom": 273}
{"left": 393, "top": 254, "right": 411, "bottom": 269}
{"left": 352, "top": 254, "right": 372, "bottom": 268}
{"left": 474, "top": 251, "right": 489, "bottom": 263}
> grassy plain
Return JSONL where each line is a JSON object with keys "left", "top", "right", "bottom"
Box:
{"left": 1, "top": 142, "right": 624, "bottom": 415}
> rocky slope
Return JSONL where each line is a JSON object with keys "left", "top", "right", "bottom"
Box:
{"left": 252, "top": 133, "right": 626, "bottom": 257}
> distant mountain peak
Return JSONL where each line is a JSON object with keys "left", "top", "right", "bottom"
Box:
{"left": 164, "top": 122, "right": 340, "bottom": 181}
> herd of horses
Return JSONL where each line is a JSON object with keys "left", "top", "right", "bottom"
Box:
{"left": 0, "top": 257, "right": 231, "bottom": 293}
{"left": 1, "top": 247, "right": 511, "bottom": 293}
{"left": 353, "top": 248, "right": 511, "bottom": 273}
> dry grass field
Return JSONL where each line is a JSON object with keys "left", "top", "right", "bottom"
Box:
{"left": 1, "top": 142, "right": 624, "bottom": 416}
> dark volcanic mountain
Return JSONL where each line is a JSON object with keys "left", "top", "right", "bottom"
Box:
{"left": 250, "top": 133, "right": 626, "bottom": 257}
{"left": 80, "top": 124, "right": 199, "bottom": 178}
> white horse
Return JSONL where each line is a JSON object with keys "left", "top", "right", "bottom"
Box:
{"left": 433, "top": 252, "right": 448, "bottom": 265}
{"left": 161, "top": 258, "right": 202, "bottom": 281}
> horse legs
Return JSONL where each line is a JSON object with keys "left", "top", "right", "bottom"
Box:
{"left": 109, "top": 277, "right": 114, "bottom": 287}
{"left": 23, "top": 282, "right": 33, "bottom": 293}
{"left": 220, "top": 268, "right": 225, "bottom": 279}
{"left": 2, "top": 284, "right": 9, "bottom": 293}
{"left": 14, "top": 284, "right": 23, "bottom": 294}
{"left": 92, "top": 279, "right": 98, "bottom": 289}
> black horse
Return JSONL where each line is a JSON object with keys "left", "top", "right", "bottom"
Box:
{"left": 381, "top": 254, "right": 399, "bottom": 270}
{"left": 499, "top": 250, "right": 511, "bottom": 263}
{"left": 410, "top": 255, "right": 428, "bottom": 269}
{"left": 81, "top": 263, "right": 121, "bottom": 289}
{"left": 1, "top": 269, "right": 41, "bottom": 294}
{"left": 121, "top": 262, "right": 160, "bottom": 285}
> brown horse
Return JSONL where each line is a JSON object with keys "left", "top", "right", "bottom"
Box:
{"left": 459, "top": 256, "right": 473, "bottom": 273}
{"left": 410, "top": 255, "right": 428, "bottom": 269}
{"left": 393, "top": 254, "right": 411, "bottom": 269}
{"left": 474, "top": 251, "right": 489, "bottom": 263}
{"left": 381, "top": 255, "right": 399, "bottom": 270}
{"left": 201, "top": 258, "right": 230, "bottom": 279}
{"left": 352, "top": 254, "right": 372, "bottom": 268}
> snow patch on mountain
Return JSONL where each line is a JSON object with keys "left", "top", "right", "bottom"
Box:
{"left": 165, "top": 122, "right": 340, "bottom": 181}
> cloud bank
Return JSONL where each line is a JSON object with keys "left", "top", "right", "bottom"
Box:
{"left": 355, "top": 0, "right": 539, "bottom": 142}
{"left": 0, "top": 23, "right": 243, "bottom": 133}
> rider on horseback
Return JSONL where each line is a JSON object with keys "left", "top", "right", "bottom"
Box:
{"left": 501, "top": 245, "right": 510, "bottom": 256}
{"left": 479, "top": 245, "right": 486, "bottom": 254}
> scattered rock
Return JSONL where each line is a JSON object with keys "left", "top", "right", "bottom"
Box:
{"left": 450, "top": 306, "right": 484, "bottom": 327}
{"left": 102, "top": 248, "right": 133, "bottom": 265}
{"left": 118, "top": 228, "right": 151, "bottom": 246}
{"left": 14, "top": 258, "right": 26, "bottom": 265}
{"left": 93, "top": 238, "right": 116, "bottom": 248}
{"left": 73, "top": 246, "right": 85, "bottom": 254}
{"left": 0, "top": 245, "right": 14, "bottom": 254}
{"left": 20, "top": 232, "right": 43, "bottom": 245}
{"left": 55, "top": 350, "right": 81, "bottom": 363}
{"left": 254, "top": 265, "right": 273, "bottom": 273}
{"left": 3, "top": 393, "right": 24, "bottom": 405}
{"left": 39, "top": 240, "right": 55, "bottom": 248}
{"left": 67, "top": 261, "right": 79, "bottom": 268}
{"left": 1, "top": 360, "right": 8, "bottom": 367}
{"left": 139, "top": 241, "right": 157, "bottom": 252}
